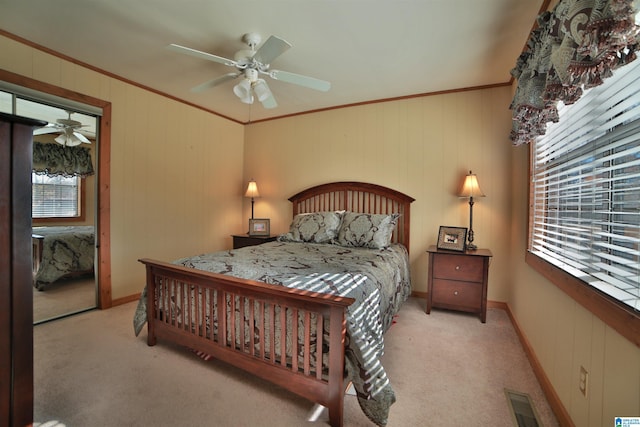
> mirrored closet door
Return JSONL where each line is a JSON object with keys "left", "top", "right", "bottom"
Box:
{"left": 0, "top": 89, "right": 101, "bottom": 324}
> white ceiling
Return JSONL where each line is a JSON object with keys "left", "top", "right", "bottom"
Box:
{"left": 0, "top": 0, "right": 543, "bottom": 124}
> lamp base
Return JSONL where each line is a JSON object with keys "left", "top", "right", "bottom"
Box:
{"left": 466, "top": 242, "right": 478, "bottom": 251}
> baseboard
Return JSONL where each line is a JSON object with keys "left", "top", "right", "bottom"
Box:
{"left": 112, "top": 292, "right": 141, "bottom": 307}
{"left": 504, "top": 304, "right": 575, "bottom": 427}
{"left": 411, "top": 291, "right": 428, "bottom": 299}
{"left": 488, "top": 300, "right": 507, "bottom": 309}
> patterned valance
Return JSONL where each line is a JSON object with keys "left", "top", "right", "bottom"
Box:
{"left": 509, "top": 0, "right": 640, "bottom": 146}
{"left": 32, "top": 141, "right": 94, "bottom": 178}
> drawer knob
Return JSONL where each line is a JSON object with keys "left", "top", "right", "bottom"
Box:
{"left": 455, "top": 266, "right": 460, "bottom": 271}
{"left": 454, "top": 291, "right": 458, "bottom": 296}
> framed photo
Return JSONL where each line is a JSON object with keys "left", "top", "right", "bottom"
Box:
{"left": 249, "top": 218, "right": 270, "bottom": 236}
{"left": 437, "top": 226, "right": 467, "bottom": 252}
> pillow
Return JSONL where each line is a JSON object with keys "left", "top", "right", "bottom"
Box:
{"left": 278, "top": 211, "right": 343, "bottom": 243}
{"left": 336, "top": 212, "right": 400, "bottom": 249}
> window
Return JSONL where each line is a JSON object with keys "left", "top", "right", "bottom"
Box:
{"left": 32, "top": 173, "right": 82, "bottom": 219}
{"left": 530, "top": 59, "right": 640, "bottom": 313}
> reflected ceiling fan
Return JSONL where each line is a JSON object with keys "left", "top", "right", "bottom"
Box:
{"left": 33, "top": 111, "right": 91, "bottom": 146}
{"left": 168, "top": 33, "right": 331, "bottom": 109}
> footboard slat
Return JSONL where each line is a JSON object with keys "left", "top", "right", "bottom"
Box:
{"left": 291, "top": 308, "right": 299, "bottom": 372}
{"left": 187, "top": 282, "right": 193, "bottom": 332}
{"left": 316, "top": 314, "right": 323, "bottom": 380}
{"left": 268, "top": 303, "right": 275, "bottom": 364}
{"left": 239, "top": 297, "right": 246, "bottom": 352}
{"left": 217, "top": 290, "right": 225, "bottom": 346}
{"left": 179, "top": 281, "right": 185, "bottom": 329}
{"left": 208, "top": 289, "right": 214, "bottom": 341}
{"left": 229, "top": 294, "right": 236, "bottom": 349}
{"left": 196, "top": 286, "right": 202, "bottom": 337}
{"left": 140, "top": 258, "right": 355, "bottom": 427}
{"left": 259, "top": 303, "right": 265, "bottom": 359}
{"left": 249, "top": 298, "right": 255, "bottom": 355}
{"left": 279, "top": 307, "right": 286, "bottom": 367}
{"left": 303, "top": 311, "right": 311, "bottom": 376}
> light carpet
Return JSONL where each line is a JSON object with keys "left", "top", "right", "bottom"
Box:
{"left": 34, "top": 297, "right": 559, "bottom": 426}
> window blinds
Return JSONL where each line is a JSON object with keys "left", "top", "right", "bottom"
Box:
{"left": 531, "top": 59, "right": 640, "bottom": 312}
{"left": 32, "top": 173, "right": 80, "bottom": 218}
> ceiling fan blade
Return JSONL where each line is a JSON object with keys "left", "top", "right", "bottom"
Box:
{"left": 33, "top": 125, "right": 59, "bottom": 135}
{"left": 260, "top": 93, "right": 278, "bottom": 109}
{"left": 73, "top": 131, "right": 91, "bottom": 144}
{"left": 190, "top": 72, "right": 240, "bottom": 93}
{"left": 167, "top": 44, "right": 238, "bottom": 67}
{"left": 253, "top": 79, "right": 277, "bottom": 109}
{"left": 253, "top": 35, "right": 291, "bottom": 65}
{"left": 268, "top": 70, "right": 331, "bottom": 92}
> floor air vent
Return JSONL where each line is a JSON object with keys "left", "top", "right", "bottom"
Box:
{"left": 505, "top": 389, "right": 542, "bottom": 427}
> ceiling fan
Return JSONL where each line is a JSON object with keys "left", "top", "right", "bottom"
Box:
{"left": 167, "top": 33, "right": 331, "bottom": 109}
{"left": 33, "top": 111, "right": 91, "bottom": 146}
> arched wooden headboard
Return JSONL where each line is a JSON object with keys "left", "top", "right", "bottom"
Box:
{"left": 289, "top": 182, "right": 415, "bottom": 252}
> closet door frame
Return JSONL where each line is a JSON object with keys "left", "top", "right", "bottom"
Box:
{"left": 0, "top": 69, "right": 112, "bottom": 309}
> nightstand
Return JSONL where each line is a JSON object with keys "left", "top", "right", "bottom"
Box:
{"left": 426, "top": 245, "right": 492, "bottom": 323}
{"left": 232, "top": 234, "right": 277, "bottom": 249}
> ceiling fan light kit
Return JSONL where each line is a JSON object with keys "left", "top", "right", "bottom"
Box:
{"left": 168, "top": 32, "right": 331, "bottom": 109}
{"left": 33, "top": 111, "right": 91, "bottom": 146}
{"left": 54, "top": 135, "right": 81, "bottom": 147}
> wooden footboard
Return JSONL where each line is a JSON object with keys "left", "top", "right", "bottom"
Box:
{"left": 139, "top": 258, "right": 355, "bottom": 427}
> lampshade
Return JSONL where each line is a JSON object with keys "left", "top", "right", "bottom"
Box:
{"left": 233, "top": 79, "right": 254, "bottom": 104}
{"left": 458, "top": 170, "right": 485, "bottom": 198}
{"left": 55, "top": 132, "right": 82, "bottom": 147}
{"left": 244, "top": 180, "right": 260, "bottom": 198}
{"left": 253, "top": 79, "right": 272, "bottom": 102}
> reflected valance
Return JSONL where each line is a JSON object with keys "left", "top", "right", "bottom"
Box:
{"left": 509, "top": 0, "right": 639, "bottom": 146}
{"left": 32, "top": 141, "right": 94, "bottom": 178}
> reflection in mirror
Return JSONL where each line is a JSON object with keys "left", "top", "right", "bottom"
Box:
{"left": 12, "top": 97, "right": 99, "bottom": 324}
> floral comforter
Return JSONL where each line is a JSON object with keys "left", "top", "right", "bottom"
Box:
{"left": 32, "top": 226, "right": 94, "bottom": 290}
{"left": 133, "top": 240, "right": 411, "bottom": 426}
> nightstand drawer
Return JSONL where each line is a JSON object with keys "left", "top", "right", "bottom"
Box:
{"left": 432, "top": 253, "right": 484, "bottom": 283}
{"left": 432, "top": 279, "right": 482, "bottom": 311}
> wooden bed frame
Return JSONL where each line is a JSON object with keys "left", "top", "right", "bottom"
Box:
{"left": 139, "top": 182, "right": 414, "bottom": 427}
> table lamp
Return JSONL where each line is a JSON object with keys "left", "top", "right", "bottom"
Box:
{"left": 244, "top": 179, "right": 260, "bottom": 220}
{"left": 458, "top": 170, "right": 485, "bottom": 250}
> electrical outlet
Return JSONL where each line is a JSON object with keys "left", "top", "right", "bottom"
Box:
{"left": 579, "top": 366, "right": 589, "bottom": 397}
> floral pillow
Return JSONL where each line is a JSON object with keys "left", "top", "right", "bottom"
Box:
{"left": 278, "top": 211, "right": 344, "bottom": 243}
{"left": 336, "top": 212, "right": 400, "bottom": 249}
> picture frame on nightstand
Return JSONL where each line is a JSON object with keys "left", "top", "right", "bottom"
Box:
{"left": 249, "top": 218, "right": 270, "bottom": 236}
{"left": 436, "top": 226, "right": 467, "bottom": 252}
